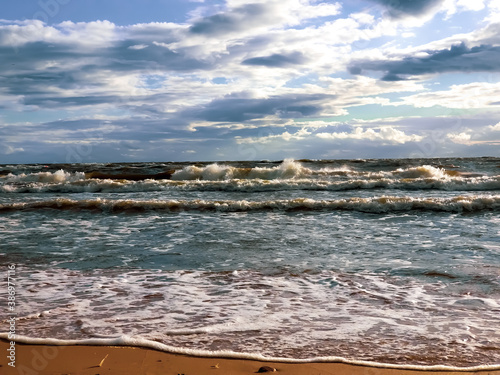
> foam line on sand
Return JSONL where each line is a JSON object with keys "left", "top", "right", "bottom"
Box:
{"left": 1, "top": 336, "right": 500, "bottom": 374}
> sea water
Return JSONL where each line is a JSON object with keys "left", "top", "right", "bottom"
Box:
{"left": 0, "top": 158, "right": 499, "bottom": 367}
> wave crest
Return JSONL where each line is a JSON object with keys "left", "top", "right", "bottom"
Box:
{"left": 396, "top": 165, "right": 449, "bottom": 179}
{"left": 1, "top": 196, "right": 498, "bottom": 214}
{"left": 4, "top": 169, "right": 86, "bottom": 184}
{"left": 171, "top": 159, "right": 310, "bottom": 181}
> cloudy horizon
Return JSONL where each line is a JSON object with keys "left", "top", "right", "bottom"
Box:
{"left": 1, "top": 0, "right": 499, "bottom": 163}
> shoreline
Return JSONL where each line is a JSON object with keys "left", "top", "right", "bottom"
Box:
{"left": 2, "top": 340, "right": 500, "bottom": 375}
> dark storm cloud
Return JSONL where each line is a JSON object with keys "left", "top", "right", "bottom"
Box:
{"left": 189, "top": 3, "right": 268, "bottom": 35}
{"left": 242, "top": 52, "right": 307, "bottom": 67}
{"left": 350, "top": 43, "right": 500, "bottom": 79}
{"left": 367, "top": 0, "right": 444, "bottom": 18}
{"left": 189, "top": 93, "right": 333, "bottom": 122}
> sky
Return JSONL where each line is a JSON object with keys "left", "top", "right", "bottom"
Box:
{"left": 1, "top": 0, "right": 500, "bottom": 163}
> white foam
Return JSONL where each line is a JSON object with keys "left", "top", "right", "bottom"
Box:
{"left": 2, "top": 334, "right": 499, "bottom": 371}
{"left": 171, "top": 159, "right": 310, "bottom": 181}
{"left": 1, "top": 195, "right": 499, "bottom": 213}
{"left": 3, "top": 268, "right": 499, "bottom": 366}
{"left": 2, "top": 173, "right": 498, "bottom": 194}
{"left": 396, "top": 165, "right": 449, "bottom": 179}
{"left": 4, "top": 170, "right": 86, "bottom": 184}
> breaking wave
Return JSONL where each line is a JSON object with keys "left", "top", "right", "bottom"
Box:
{"left": 1, "top": 160, "right": 498, "bottom": 193}
{"left": 1, "top": 196, "right": 498, "bottom": 214}
{"left": 3, "top": 169, "right": 86, "bottom": 184}
{"left": 171, "top": 159, "right": 310, "bottom": 180}
{"left": 1, "top": 176, "right": 498, "bottom": 194}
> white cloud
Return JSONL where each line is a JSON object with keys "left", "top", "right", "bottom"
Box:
{"left": 0, "top": 20, "right": 119, "bottom": 47}
{"left": 232, "top": 123, "right": 424, "bottom": 146}
{"left": 400, "top": 82, "right": 500, "bottom": 108}
{"left": 1, "top": 0, "right": 499, "bottom": 162}
{"left": 457, "top": 120, "right": 500, "bottom": 145}
{"left": 488, "top": 122, "right": 500, "bottom": 131}
{"left": 443, "top": 0, "right": 485, "bottom": 17}
{"left": 128, "top": 44, "right": 149, "bottom": 50}
{"left": 236, "top": 127, "right": 312, "bottom": 144}
{"left": 487, "top": 0, "right": 500, "bottom": 20}
{"left": 447, "top": 131, "right": 472, "bottom": 143}
{"left": 187, "top": 0, "right": 341, "bottom": 41}
{"left": 457, "top": 0, "right": 485, "bottom": 11}
{"left": 316, "top": 126, "right": 423, "bottom": 144}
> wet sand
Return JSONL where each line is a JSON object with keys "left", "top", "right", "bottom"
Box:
{"left": 1, "top": 340, "right": 499, "bottom": 375}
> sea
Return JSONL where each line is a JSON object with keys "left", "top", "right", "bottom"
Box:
{"left": 1, "top": 157, "right": 499, "bottom": 368}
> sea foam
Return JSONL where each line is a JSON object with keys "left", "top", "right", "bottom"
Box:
{"left": 1, "top": 196, "right": 499, "bottom": 213}
{"left": 2, "top": 334, "right": 500, "bottom": 371}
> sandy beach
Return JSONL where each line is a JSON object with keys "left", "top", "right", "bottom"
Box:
{"left": 2, "top": 340, "right": 499, "bottom": 375}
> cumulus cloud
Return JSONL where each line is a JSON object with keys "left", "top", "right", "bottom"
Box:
{"left": 235, "top": 124, "right": 422, "bottom": 146}
{"left": 235, "top": 126, "right": 312, "bottom": 144}
{"left": 489, "top": 122, "right": 500, "bottom": 131}
{"left": 316, "top": 126, "right": 423, "bottom": 144}
{"left": 443, "top": 0, "right": 486, "bottom": 17}
{"left": 447, "top": 131, "right": 472, "bottom": 144}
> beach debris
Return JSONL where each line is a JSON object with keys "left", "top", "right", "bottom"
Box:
{"left": 257, "top": 365, "right": 277, "bottom": 372}
{"left": 211, "top": 363, "right": 220, "bottom": 369}
{"left": 98, "top": 354, "right": 109, "bottom": 367}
